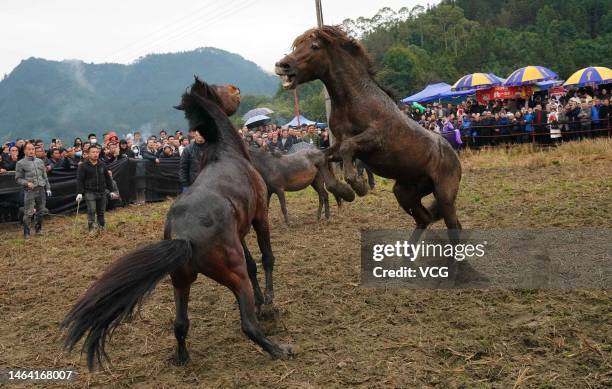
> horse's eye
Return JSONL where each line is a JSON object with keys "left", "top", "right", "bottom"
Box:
{"left": 311, "top": 42, "right": 320, "bottom": 50}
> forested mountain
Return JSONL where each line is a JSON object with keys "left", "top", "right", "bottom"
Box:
{"left": 0, "top": 48, "right": 277, "bottom": 141}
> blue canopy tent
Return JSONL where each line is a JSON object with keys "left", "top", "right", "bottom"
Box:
{"left": 286, "top": 115, "right": 317, "bottom": 128}
{"left": 401, "top": 83, "right": 474, "bottom": 104}
{"left": 534, "top": 79, "right": 564, "bottom": 90}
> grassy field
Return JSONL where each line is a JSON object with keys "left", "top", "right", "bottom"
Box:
{"left": 1, "top": 138, "right": 610, "bottom": 388}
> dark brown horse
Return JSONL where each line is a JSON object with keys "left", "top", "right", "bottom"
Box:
{"left": 275, "top": 26, "right": 462, "bottom": 236}
{"left": 249, "top": 147, "right": 343, "bottom": 224}
{"left": 61, "top": 78, "right": 292, "bottom": 370}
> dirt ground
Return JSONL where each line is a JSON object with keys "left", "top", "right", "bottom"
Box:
{"left": 1, "top": 139, "right": 610, "bottom": 388}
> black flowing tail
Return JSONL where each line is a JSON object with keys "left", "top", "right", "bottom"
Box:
{"left": 61, "top": 239, "right": 192, "bottom": 370}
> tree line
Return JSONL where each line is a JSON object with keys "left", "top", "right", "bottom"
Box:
{"left": 243, "top": 0, "right": 611, "bottom": 126}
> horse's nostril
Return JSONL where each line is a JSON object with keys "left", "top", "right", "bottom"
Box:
{"left": 276, "top": 62, "right": 290, "bottom": 69}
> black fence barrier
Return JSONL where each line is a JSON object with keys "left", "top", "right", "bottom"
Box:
{"left": 455, "top": 118, "right": 611, "bottom": 148}
{"left": 0, "top": 158, "right": 181, "bottom": 223}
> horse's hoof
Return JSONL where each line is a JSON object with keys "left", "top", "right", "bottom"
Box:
{"left": 172, "top": 351, "right": 191, "bottom": 366}
{"left": 272, "top": 343, "right": 295, "bottom": 360}
{"left": 331, "top": 182, "right": 355, "bottom": 202}
{"left": 264, "top": 291, "right": 274, "bottom": 305}
{"left": 348, "top": 178, "right": 369, "bottom": 197}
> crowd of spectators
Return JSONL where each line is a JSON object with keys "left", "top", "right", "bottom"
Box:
{"left": 1, "top": 87, "right": 609, "bottom": 180}
{"left": 401, "top": 87, "right": 610, "bottom": 149}
{"left": 0, "top": 129, "right": 191, "bottom": 174}
{"left": 239, "top": 123, "right": 330, "bottom": 153}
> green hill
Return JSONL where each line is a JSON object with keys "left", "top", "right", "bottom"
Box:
{"left": 343, "top": 0, "right": 612, "bottom": 98}
{"left": 0, "top": 48, "right": 278, "bottom": 141}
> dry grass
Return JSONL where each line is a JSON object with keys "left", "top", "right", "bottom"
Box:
{"left": 461, "top": 137, "right": 612, "bottom": 170}
{"left": 1, "top": 137, "right": 610, "bottom": 388}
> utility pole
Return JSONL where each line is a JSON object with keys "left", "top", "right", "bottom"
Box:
{"left": 315, "top": 0, "right": 333, "bottom": 143}
{"left": 315, "top": 0, "right": 324, "bottom": 27}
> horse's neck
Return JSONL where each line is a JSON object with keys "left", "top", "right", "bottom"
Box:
{"left": 218, "top": 128, "right": 250, "bottom": 161}
{"left": 321, "top": 60, "right": 384, "bottom": 110}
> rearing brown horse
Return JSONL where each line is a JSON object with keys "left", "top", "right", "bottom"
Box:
{"left": 61, "top": 78, "right": 292, "bottom": 370}
{"left": 275, "top": 26, "right": 462, "bottom": 234}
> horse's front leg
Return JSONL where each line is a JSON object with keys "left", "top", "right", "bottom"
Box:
{"left": 338, "top": 129, "right": 380, "bottom": 197}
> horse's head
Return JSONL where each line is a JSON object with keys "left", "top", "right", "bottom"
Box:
{"left": 275, "top": 25, "right": 369, "bottom": 90}
{"left": 213, "top": 84, "right": 241, "bottom": 116}
{"left": 174, "top": 76, "right": 249, "bottom": 161}
{"left": 177, "top": 76, "right": 241, "bottom": 116}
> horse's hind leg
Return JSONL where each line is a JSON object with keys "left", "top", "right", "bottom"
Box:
{"left": 393, "top": 182, "right": 433, "bottom": 243}
{"left": 433, "top": 176, "right": 462, "bottom": 231}
{"left": 170, "top": 269, "right": 197, "bottom": 365}
{"left": 242, "top": 239, "right": 264, "bottom": 311}
{"left": 211, "top": 246, "right": 292, "bottom": 359}
{"left": 312, "top": 174, "right": 329, "bottom": 220}
{"left": 276, "top": 190, "right": 290, "bottom": 225}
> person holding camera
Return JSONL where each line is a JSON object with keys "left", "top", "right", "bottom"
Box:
{"left": 76, "top": 144, "right": 117, "bottom": 234}
{"left": 15, "top": 142, "right": 51, "bottom": 239}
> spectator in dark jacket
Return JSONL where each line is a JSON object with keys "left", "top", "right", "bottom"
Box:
{"left": 278, "top": 128, "right": 295, "bottom": 152}
{"left": 160, "top": 145, "right": 178, "bottom": 159}
{"left": 566, "top": 100, "right": 581, "bottom": 138}
{"left": 599, "top": 98, "right": 610, "bottom": 129}
{"left": 59, "top": 147, "right": 80, "bottom": 169}
{"left": 118, "top": 139, "right": 135, "bottom": 158}
{"left": 2, "top": 146, "right": 20, "bottom": 171}
{"left": 76, "top": 144, "right": 116, "bottom": 233}
{"left": 101, "top": 142, "right": 119, "bottom": 164}
{"left": 533, "top": 104, "right": 548, "bottom": 143}
{"left": 46, "top": 148, "right": 63, "bottom": 171}
{"left": 179, "top": 131, "right": 206, "bottom": 190}
{"left": 140, "top": 138, "right": 160, "bottom": 164}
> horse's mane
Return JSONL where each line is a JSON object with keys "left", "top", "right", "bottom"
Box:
{"left": 176, "top": 76, "right": 250, "bottom": 165}
{"left": 293, "top": 25, "right": 396, "bottom": 100}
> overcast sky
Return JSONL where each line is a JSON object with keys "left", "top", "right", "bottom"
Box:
{"left": 0, "top": 0, "right": 434, "bottom": 76}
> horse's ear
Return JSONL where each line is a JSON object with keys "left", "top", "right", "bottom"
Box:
{"left": 194, "top": 75, "right": 203, "bottom": 86}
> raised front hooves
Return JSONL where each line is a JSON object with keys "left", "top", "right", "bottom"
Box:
{"left": 347, "top": 176, "right": 369, "bottom": 197}
{"left": 271, "top": 343, "right": 295, "bottom": 360}
{"left": 327, "top": 181, "right": 356, "bottom": 202}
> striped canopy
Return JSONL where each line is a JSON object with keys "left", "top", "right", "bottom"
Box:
{"left": 452, "top": 73, "right": 504, "bottom": 91}
{"left": 504, "top": 66, "right": 558, "bottom": 86}
{"left": 563, "top": 66, "right": 612, "bottom": 87}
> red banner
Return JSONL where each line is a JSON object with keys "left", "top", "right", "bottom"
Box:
{"left": 548, "top": 86, "right": 567, "bottom": 97}
{"left": 476, "top": 86, "right": 533, "bottom": 104}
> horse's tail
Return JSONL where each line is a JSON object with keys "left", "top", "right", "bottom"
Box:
{"left": 61, "top": 239, "right": 192, "bottom": 370}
